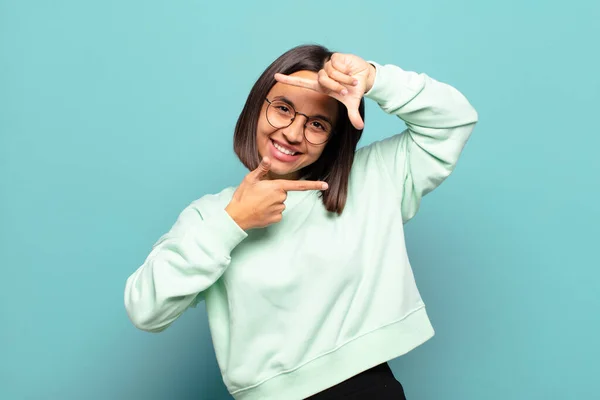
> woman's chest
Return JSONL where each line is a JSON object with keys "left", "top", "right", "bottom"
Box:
{"left": 219, "top": 192, "right": 401, "bottom": 306}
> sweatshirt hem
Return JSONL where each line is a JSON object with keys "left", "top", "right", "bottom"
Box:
{"left": 230, "top": 306, "right": 434, "bottom": 400}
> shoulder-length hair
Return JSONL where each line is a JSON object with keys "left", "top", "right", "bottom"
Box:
{"left": 233, "top": 44, "right": 365, "bottom": 215}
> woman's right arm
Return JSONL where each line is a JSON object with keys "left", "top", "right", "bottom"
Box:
{"left": 125, "top": 159, "right": 327, "bottom": 333}
{"left": 124, "top": 200, "right": 248, "bottom": 333}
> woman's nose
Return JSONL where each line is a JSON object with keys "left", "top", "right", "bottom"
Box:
{"left": 282, "top": 116, "right": 306, "bottom": 143}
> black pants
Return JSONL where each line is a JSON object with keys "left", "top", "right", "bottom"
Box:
{"left": 305, "top": 363, "right": 407, "bottom": 399}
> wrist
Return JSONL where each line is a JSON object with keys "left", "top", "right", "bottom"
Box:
{"left": 365, "top": 63, "right": 377, "bottom": 93}
{"left": 225, "top": 203, "right": 250, "bottom": 231}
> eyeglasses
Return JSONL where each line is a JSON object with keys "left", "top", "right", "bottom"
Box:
{"left": 265, "top": 98, "right": 333, "bottom": 145}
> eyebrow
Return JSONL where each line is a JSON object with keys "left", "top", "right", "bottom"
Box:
{"left": 272, "top": 95, "right": 334, "bottom": 125}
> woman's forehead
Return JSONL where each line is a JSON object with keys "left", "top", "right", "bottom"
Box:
{"left": 268, "top": 71, "right": 338, "bottom": 116}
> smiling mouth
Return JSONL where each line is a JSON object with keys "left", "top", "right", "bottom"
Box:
{"left": 271, "top": 139, "right": 301, "bottom": 156}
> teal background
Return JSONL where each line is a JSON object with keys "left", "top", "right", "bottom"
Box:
{"left": 1, "top": 0, "right": 598, "bottom": 399}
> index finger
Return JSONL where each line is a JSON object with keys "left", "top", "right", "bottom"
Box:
{"left": 275, "top": 179, "right": 329, "bottom": 192}
{"left": 274, "top": 73, "right": 320, "bottom": 91}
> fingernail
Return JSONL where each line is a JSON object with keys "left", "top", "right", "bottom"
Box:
{"left": 353, "top": 80, "right": 359, "bottom": 86}
{"left": 322, "top": 183, "right": 329, "bottom": 190}
{"left": 341, "top": 89, "right": 348, "bottom": 96}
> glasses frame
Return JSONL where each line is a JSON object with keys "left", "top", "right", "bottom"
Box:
{"left": 264, "top": 98, "right": 333, "bottom": 145}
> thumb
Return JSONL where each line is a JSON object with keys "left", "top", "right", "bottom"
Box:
{"left": 347, "top": 108, "right": 364, "bottom": 130}
{"left": 250, "top": 156, "right": 271, "bottom": 181}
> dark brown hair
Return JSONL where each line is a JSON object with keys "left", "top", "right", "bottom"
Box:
{"left": 233, "top": 44, "right": 365, "bottom": 214}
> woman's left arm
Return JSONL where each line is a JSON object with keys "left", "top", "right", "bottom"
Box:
{"left": 364, "top": 61, "right": 479, "bottom": 222}
{"left": 274, "top": 53, "right": 478, "bottom": 223}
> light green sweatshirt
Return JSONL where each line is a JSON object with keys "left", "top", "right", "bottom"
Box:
{"left": 124, "top": 61, "right": 478, "bottom": 400}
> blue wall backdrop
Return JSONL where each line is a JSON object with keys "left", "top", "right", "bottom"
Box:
{"left": 1, "top": 0, "right": 598, "bottom": 399}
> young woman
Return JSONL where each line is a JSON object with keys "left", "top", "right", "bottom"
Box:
{"left": 124, "top": 44, "right": 478, "bottom": 399}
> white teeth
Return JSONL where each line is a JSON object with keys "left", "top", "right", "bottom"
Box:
{"left": 273, "top": 141, "right": 297, "bottom": 156}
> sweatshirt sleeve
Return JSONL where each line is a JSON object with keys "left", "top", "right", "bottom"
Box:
{"left": 124, "top": 199, "right": 248, "bottom": 332}
{"left": 363, "top": 62, "right": 479, "bottom": 223}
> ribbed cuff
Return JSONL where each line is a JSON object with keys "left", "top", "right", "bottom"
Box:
{"left": 188, "top": 206, "right": 248, "bottom": 258}
{"left": 364, "top": 61, "right": 425, "bottom": 106}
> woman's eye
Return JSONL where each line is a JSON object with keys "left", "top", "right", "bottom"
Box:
{"left": 277, "top": 106, "right": 290, "bottom": 113}
{"left": 311, "top": 121, "right": 325, "bottom": 130}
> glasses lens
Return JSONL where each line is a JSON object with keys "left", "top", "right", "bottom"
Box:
{"left": 305, "top": 118, "right": 332, "bottom": 144}
{"left": 267, "top": 101, "right": 294, "bottom": 128}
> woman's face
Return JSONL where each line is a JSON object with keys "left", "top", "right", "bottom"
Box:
{"left": 256, "top": 70, "right": 339, "bottom": 180}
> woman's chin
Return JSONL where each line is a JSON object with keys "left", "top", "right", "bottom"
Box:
{"left": 269, "top": 165, "right": 300, "bottom": 180}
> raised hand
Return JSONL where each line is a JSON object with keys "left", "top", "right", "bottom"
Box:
{"left": 225, "top": 157, "right": 329, "bottom": 230}
{"left": 274, "top": 53, "right": 376, "bottom": 130}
